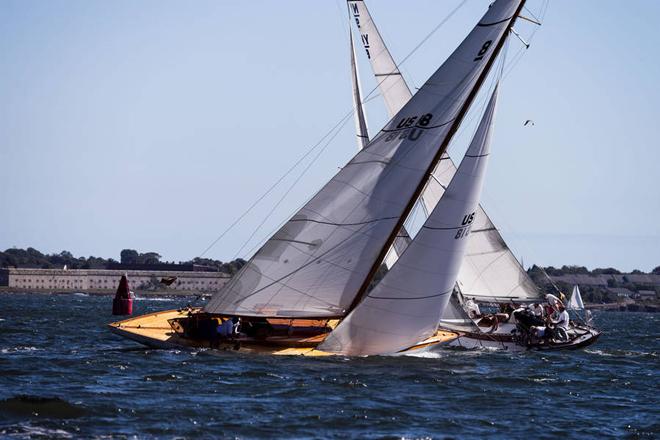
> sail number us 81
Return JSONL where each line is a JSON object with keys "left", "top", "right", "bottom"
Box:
{"left": 455, "top": 212, "right": 475, "bottom": 239}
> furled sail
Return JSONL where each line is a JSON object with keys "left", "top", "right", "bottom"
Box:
{"left": 347, "top": 0, "right": 412, "bottom": 117}
{"left": 352, "top": 0, "right": 539, "bottom": 303}
{"left": 319, "top": 87, "right": 499, "bottom": 355}
{"left": 350, "top": 26, "right": 370, "bottom": 150}
{"left": 205, "top": 0, "right": 523, "bottom": 318}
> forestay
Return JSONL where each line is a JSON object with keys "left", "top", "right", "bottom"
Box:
{"left": 205, "top": 0, "right": 522, "bottom": 318}
{"left": 319, "top": 87, "right": 499, "bottom": 355}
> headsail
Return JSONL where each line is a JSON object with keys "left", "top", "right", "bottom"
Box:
{"left": 204, "top": 0, "right": 523, "bottom": 319}
{"left": 351, "top": 0, "right": 539, "bottom": 303}
{"left": 350, "top": 26, "right": 370, "bottom": 150}
{"left": 347, "top": 0, "right": 412, "bottom": 117}
{"left": 319, "top": 87, "right": 500, "bottom": 355}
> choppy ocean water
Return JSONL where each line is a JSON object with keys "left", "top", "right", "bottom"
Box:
{"left": 0, "top": 293, "right": 657, "bottom": 439}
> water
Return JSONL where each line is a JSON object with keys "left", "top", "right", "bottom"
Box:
{"left": 0, "top": 293, "right": 657, "bottom": 439}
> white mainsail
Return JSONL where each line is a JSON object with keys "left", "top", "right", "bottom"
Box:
{"left": 350, "top": 26, "right": 370, "bottom": 150}
{"left": 347, "top": 0, "right": 412, "bottom": 117}
{"left": 320, "top": 87, "right": 500, "bottom": 356}
{"left": 568, "top": 285, "right": 585, "bottom": 310}
{"left": 204, "top": 0, "right": 522, "bottom": 318}
{"left": 350, "top": 0, "right": 539, "bottom": 303}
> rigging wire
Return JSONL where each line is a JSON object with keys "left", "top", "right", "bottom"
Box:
{"left": 232, "top": 112, "right": 354, "bottom": 259}
{"left": 197, "top": 1, "right": 469, "bottom": 260}
{"left": 197, "top": 108, "right": 355, "bottom": 258}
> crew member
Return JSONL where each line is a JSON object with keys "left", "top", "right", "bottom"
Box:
{"left": 546, "top": 304, "right": 570, "bottom": 341}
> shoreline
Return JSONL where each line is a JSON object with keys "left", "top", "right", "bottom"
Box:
{"left": 0, "top": 287, "right": 208, "bottom": 297}
{"left": 1, "top": 289, "right": 656, "bottom": 312}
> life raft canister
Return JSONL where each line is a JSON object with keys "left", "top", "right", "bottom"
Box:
{"left": 112, "top": 274, "right": 133, "bottom": 315}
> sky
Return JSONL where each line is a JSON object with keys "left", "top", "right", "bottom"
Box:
{"left": 1, "top": 0, "right": 659, "bottom": 272}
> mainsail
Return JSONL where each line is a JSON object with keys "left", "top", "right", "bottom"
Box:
{"left": 319, "top": 87, "right": 500, "bottom": 355}
{"left": 205, "top": 0, "right": 523, "bottom": 319}
{"left": 350, "top": 0, "right": 540, "bottom": 303}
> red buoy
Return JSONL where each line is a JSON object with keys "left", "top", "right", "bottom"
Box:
{"left": 112, "top": 274, "right": 134, "bottom": 315}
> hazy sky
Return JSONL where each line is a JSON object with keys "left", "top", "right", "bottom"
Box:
{"left": 1, "top": 1, "right": 659, "bottom": 271}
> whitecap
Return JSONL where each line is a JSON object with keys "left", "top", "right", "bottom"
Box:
{"left": 133, "top": 296, "right": 178, "bottom": 302}
{"left": 0, "top": 346, "right": 43, "bottom": 354}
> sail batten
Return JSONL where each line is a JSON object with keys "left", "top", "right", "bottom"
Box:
{"left": 205, "top": 0, "right": 524, "bottom": 319}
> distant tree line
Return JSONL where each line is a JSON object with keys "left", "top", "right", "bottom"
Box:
{"left": 527, "top": 264, "right": 660, "bottom": 278}
{"left": 0, "top": 247, "right": 246, "bottom": 275}
{"left": 527, "top": 264, "right": 660, "bottom": 304}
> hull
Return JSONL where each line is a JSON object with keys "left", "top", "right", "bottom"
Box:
{"left": 109, "top": 309, "right": 459, "bottom": 357}
{"left": 443, "top": 326, "right": 601, "bottom": 352}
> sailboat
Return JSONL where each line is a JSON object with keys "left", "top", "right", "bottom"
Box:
{"left": 109, "top": 0, "right": 595, "bottom": 355}
{"left": 345, "top": 0, "right": 600, "bottom": 351}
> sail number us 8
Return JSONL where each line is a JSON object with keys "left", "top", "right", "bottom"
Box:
{"left": 473, "top": 40, "right": 493, "bottom": 62}
{"left": 385, "top": 113, "right": 433, "bottom": 142}
{"left": 455, "top": 212, "right": 475, "bottom": 239}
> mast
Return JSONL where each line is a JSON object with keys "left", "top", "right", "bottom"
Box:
{"left": 347, "top": 0, "right": 526, "bottom": 314}
{"left": 350, "top": 26, "right": 370, "bottom": 150}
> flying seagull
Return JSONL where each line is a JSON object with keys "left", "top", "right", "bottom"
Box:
{"left": 524, "top": 120, "right": 534, "bottom": 126}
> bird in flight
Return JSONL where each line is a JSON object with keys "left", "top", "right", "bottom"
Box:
{"left": 524, "top": 120, "right": 535, "bottom": 126}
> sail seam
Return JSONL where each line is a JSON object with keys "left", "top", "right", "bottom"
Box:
{"left": 470, "top": 227, "right": 497, "bottom": 233}
{"left": 477, "top": 16, "right": 515, "bottom": 27}
{"left": 421, "top": 224, "right": 463, "bottom": 231}
{"left": 345, "top": 159, "right": 390, "bottom": 167}
{"left": 368, "top": 289, "right": 452, "bottom": 300}
{"left": 288, "top": 216, "right": 398, "bottom": 227}
{"left": 381, "top": 118, "right": 455, "bottom": 133}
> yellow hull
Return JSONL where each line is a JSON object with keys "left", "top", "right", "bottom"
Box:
{"left": 108, "top": 308, "right": 458, "bottom": 356}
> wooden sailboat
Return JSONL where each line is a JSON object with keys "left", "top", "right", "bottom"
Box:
{"left": 110, "top": 0, "right": 530, "bottom": 356}
{"left": 346, "top": 0, "right": 600, "bottom": 351}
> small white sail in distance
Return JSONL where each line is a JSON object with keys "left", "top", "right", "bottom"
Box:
{"left": 568, "top": 285, "right": 585, "bottom": 310}
{"left": 319, "top": 86, "right": 500, "bottom": 356}
{"left": 350, "top": 26, "right": 370, "bottom": 150}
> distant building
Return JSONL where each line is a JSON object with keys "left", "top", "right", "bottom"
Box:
{"left": 607, "top": 287, "right": 633, "bottom": 298}
{"left": 0, "top": 268, "right": 231, "bottom": 293}
{"left": 636, "top": 290, "right": 657, "bottom": 300}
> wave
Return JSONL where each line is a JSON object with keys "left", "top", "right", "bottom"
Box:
{"left": 133, "top": 296, "right": 179, "bottom": 302}
{"left": 0, "top": 346, "right": 43, "bottom": 354}
{"left": 0, "top": 395, "right": 87, "bottom": 419}
{"left": 0, "top": 424, "right": 75, "bottom": 439}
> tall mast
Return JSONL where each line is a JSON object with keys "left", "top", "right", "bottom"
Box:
{"left": 347, "top": 0, "right": 526, "bottom": 314}
{"left": 350, "top": 26, "right": 370, "bottom": 150}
